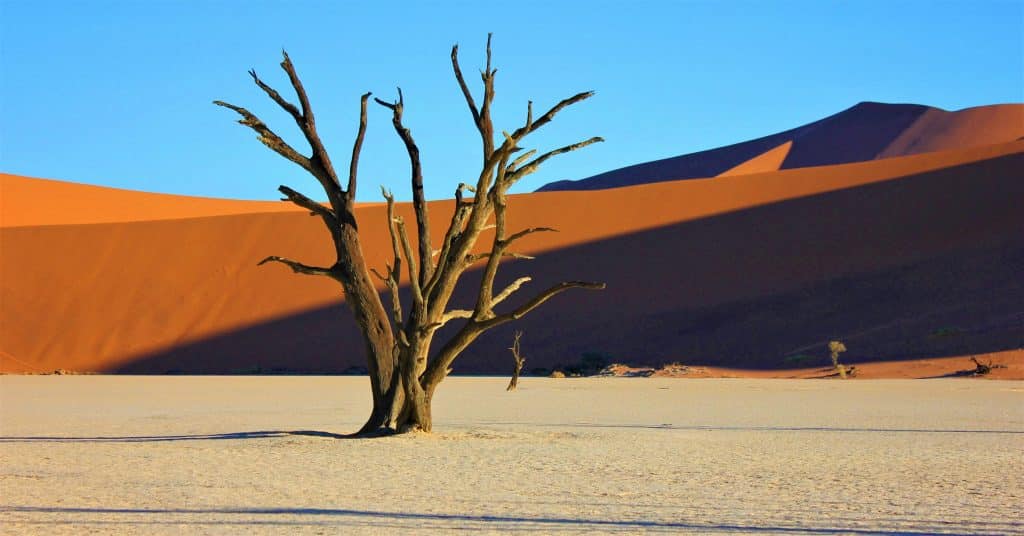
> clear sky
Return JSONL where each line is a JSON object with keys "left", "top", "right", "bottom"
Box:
{"left": 1, "top": 0, "right": 1021, "bottom": 202}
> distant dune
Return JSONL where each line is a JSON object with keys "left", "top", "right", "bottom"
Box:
{"left": 539, "top": 102, "right": 1024, "bottom": 191}
{"left": 3, "top": 138, "right": 1021, "bottom": 376}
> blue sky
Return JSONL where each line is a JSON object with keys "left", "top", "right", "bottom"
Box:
{"left": 1, "top": 0, "right": 1021, "bottom": 202}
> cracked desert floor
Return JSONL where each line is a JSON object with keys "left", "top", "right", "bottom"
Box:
{"left": 1, "top": 376, "right": 1022, "bottom": 534}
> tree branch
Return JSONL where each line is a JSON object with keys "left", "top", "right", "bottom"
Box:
{"left": 279, "top": 51, "right": 315, "bottom": 125}
{"left": 506, "top": 227, "right": 558, "bottom": 245}
{"left": 248, "top": 69, "right": 303, "bottom": 124}
{"left": 278, "top": 185, "right": 335, "bottom": 222}
{"left": 511, "top": 91, "right": 596, "bottom": 140}
{"left": 424, "top": 185, "right": 474, "bottom": 301}
{"left": 438, "top": 309, "right": 473, "bottom": 327}
{"left": 375, "top": 89, "right": 432, "bottom": 287}
{"left": 271, "top": 51, "right": 344, "bottom": 199}
{"left": 491, "top": 276, "right": 531, "bottom": 308}
{"left": 372, "top": 264, "right": 404, "bottom": 342}
{"left": 452, "top": 35, "right": 496, "bottom": 160}
{"left": 347, "top": 92, "right": 371, "bottom": 199}
{"left": 451, "top": 43, "right": 482, "bottom": 129}
{"left": 481, "top": 281, "right": 606, "bottom": 329}
{"left": 465, "top": 251, "right": 535, "bottom": 265}
{"left": 381, "top": 188, "right": 404, "bottom": 281}
{"left": 507, "top": 149, "right": 537, "bottom": 173}
{"left": 213, "top": 100, "right": 312, "bottom": 173}
{"left": 510, "top": 137, "right": 604, "bottom": 184}
{"left": 258, "top": 256, "right": 335, "bottom": 278}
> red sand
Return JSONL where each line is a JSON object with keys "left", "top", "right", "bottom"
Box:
{"left": 2, "top": 140, "right": 1022, "bottom": 377}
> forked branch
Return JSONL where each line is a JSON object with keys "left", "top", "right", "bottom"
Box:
{"left": 510, "top": 137, "right": 605, "bottom": 183}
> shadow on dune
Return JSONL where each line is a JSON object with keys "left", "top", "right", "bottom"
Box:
{"left": 110, "top": 151, "right": 1024, "bottom": 375}
{"left": 539, "top": 101, "right": 932, "bottom": 191}
{"left": 2, "top": 505, "right": 1010, "bottom": 534}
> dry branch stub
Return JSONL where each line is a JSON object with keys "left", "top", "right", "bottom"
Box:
{"left": 507, "top": 331, "right": 526, "bottom": 391}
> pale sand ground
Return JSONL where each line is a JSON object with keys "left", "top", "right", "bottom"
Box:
{"left": 1, "top": 377, "right": 1021, "bottom": 534}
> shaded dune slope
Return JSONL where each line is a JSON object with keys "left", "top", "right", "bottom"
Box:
{"left": 2, "top": 141, "right": 1021, "bottom": 374}
{"left": 539, "top": 102, "right": 1024, "bottom": 191}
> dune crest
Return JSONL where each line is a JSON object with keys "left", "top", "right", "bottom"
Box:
{"left": 1, "top": 174, "right": 315, "bottom": 228}
{"left": 539, "top": 102, "right": 1024, "bottom": 192}
{"left": 717, "top": 141, "right": 792, "bottom": 177}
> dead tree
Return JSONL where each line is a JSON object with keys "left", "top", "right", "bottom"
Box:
{"left": 507, "top": 331, "right": 526, "bottom": 391}
{"left": 828, "top": 340, "right": 849, "bottom": 379}
{"left": 215, "top": 36, "right": 605, "bottom": 434}
{"left": 967, "top": 356, "right": 1006, "bottom": 375}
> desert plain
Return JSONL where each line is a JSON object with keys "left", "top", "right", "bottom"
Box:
{"left": 2, "top": 375, "right": 1022, "bottom": 534}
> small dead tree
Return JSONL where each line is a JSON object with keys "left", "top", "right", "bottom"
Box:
{"left": 970, "top": 357, "right": 992, "bottom": 375}
{"left": 216, "top": 36, "right": 604, "bottom": 434}
{"left": 507, "top": 330, "right": 526, "bottom": 391}
{"left": 966, "top": 356, "right": 1007, "bottom": 375}
{"left": 828, "top": 340, "right": 849, "bottom": 379}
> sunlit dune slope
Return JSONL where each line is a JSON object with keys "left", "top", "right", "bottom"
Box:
{"left": 540, "top": 102, "right": 1024, "bottom": 191}
{"left": 717, "top": 141, "right": 792, "bottom": 177}
{"left": 0, "top": 174, "right": 309, "bottom": 227}
{"left": 1, "top": 141, "right": 1022, "bottom": 374}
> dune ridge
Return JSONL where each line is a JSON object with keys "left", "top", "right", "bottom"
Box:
{"left": 539, "top": 102, "right": 1024, "bottom": 192}
{"left": 1, "top": 174, "right": 383, "bottom": 228}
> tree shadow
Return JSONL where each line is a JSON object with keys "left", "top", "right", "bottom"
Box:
{"left": 4, "top": 421, "right": 1020, "bottom": 444}
{"left": 0, "top": 430, "right": 358, "bottom": 443}
{"left": 0, "top": 505, "right": 1003, "bottom": 535}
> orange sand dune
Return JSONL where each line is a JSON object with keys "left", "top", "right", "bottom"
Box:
{"left": 1, "top": 174, "right": 313, "bottom": 227}
{"left": 2, "top": 141, "right": 1022, "bottom": 375}
{"left": 717, "top": 141, "right": 792, "bottom": 177}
